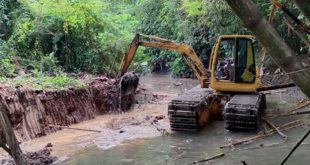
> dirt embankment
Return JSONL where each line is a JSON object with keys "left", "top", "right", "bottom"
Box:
{"left": 0, "top": 77, "right": 128, "bottom": 141}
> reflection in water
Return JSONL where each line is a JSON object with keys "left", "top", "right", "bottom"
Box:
{"left": 59, "top": 74, "right": 310, "bottom": 165}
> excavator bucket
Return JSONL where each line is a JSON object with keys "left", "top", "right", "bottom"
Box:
{"left": 119, "top": 72, "right": 139, "bottom": 110}
{"left": 120, "top": 72, "right": 139, "bottom": 96}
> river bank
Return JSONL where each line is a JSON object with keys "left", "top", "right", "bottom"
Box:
{"left": 0, "top": 74, "right": 198, "bottom": 163}
{"left": 0, "top": 74, "right": 308, "bottom": 164}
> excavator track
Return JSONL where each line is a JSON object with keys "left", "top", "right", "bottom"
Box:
{"left": 223, "top": 93, "right": 266, "bottom": 131}
{"left": 168, "top": 87, "right": 213, "bottom": 131}
{"left": 169, "top": 87, "right": 266, "bottom": 131}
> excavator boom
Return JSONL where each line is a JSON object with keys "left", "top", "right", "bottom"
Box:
{"left": 120, "top": 33, "right": 210, "bottom": 88}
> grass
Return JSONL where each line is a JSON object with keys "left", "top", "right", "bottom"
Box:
{"left": 0, "top": 73, "right": 86, "bottom": 90}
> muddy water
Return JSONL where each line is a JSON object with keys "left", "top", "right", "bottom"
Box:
{"left": 138, "top": 73, "right": 199, "bottom": 95}
{"left": 59, "top": 74, "right": 310, "bottom": 165}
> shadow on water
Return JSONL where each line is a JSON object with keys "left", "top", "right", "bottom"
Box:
{"left": 58, "top": 74, "right": 310, "bottom": 165}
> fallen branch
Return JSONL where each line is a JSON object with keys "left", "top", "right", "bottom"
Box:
{"left": 265, "top": 100, "right": 310, "bottom": 117}
{"left": 262, "top": 122, "right": 269, "bottom": 133}
{"left": 262, "top": 89, "right": 287, "bottom": 95}
{"left": 241, "top": 142, "right": 285, "bottom": 151}
{"left": 150, "top": 122, "right": 169, "bottom": 136}
{"left": 266, "top": 110, "right": 310, "bottom": 117}
{"left": 48, "top": 125, "right": 102, "bottom": 133}
{"left": 299, "top": 99, "right": 310, "bottom": 104}
{"left": 257, "top": 83, "right": 295, "bottom": 92}
{"left": 220, "top": 120, "right": 303, "bottom": 148}
{"left": 262, "top": 117, "right": 287, "bottom": 140}
{"left": 281, "top": 128, "right": 310, "bottom": 165}
{"left": 191, "top": 153, "right": 225, "bottom": 164}
{"left": 287, "top": 100, "right": 310, "bottom": 113}
{"left": 0, "top": 142, "right": 12, "bottom": 156}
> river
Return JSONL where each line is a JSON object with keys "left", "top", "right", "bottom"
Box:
{"left": 58, "top": 74, "right": 310, "bottom": 165}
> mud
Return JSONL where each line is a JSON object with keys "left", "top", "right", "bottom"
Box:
{"left": 0, "top": 75, "right": 194, "bottom": 162}
{"left": 0, "top": 76, "right": 132, "bottom": 141}
{"left": 0, "top": 147, "right": 56, "bottom": 165}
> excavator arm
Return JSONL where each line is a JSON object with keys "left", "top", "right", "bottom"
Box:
{"left": 120, "top": 33, "right": 210, "bottom": 88}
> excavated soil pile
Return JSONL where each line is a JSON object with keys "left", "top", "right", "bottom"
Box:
{"left": 0, "top": 147, "right": 56, "bottom": 165}
{"left": 0, "top": 76, "right": 134, "bottom": 141}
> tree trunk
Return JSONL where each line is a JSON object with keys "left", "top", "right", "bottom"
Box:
{"left": 0, "top": 104, "right": 25, "bottom": 165}
{"left": 293, "top": 0, "right": 310, "bottom": 21}
{"left": 224, "top": 0, "right": 310, "bottom": 98}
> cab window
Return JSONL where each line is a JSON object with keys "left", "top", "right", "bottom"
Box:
{"left": 215, "top": 39, "right": 235, "bottom": 81}
{"left": 235, "top": 38, "right": 256, "bottom": 83}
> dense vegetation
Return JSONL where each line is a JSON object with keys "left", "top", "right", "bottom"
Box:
{"left": 0, "top": 0, "right": 309, "bottom": 88}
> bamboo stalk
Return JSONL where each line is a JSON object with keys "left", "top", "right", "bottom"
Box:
{"left": 265, "top": 100, "right": 310, "bottom": 117}
{"left": 48, "top": 125, "right": 102, "bottom": 133}
{"left": 257, "top": 83, "right": 295, "bottom": 92}
{"left": 263, "top": 89, "right": 287, "bottom": 95}
{"left": 281, "top": 128, "right": 310, "bottom": 165}
{"left": 262, "top": 117, "right": 287, "bottom": 139}
{"left": 191, "top": 153, "right": 225, "bottom": 164}
{"left": 220, "top": 120, "right": 303, "bottom": 148}
{"left": 266, "top": 110, "right": 310, "bottom": 117}
{"left": 220, "top": 123, "right": 303, "bottom": 148}
{"left": 287, "top": 100, "right": 310, "bottom": 113}
{"left": 241, "top": 142, "right": 285, "bottom": 151}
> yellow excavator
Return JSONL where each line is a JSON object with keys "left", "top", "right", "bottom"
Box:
{"left": 119, "top": 33, "right": 285, "bottom": 131}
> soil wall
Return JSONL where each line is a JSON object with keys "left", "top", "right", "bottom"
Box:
{"left": 0, "top": 77, "right": 121, "bottom": 141}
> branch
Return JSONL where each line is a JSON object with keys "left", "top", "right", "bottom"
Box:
{"left": 0, "top": 142, "right": 12, "bottom": 156}
{"left": 191, "top": 153, "right": 225, "bottom": 164}
{"left": 48, "top": 125, "right": 101, "bottom": 133}
{"left": 281, "top": 128, "right": 310, "bottom": 165}
{"left": 262, "top": 117, "right": 287, "bottom": 140}
{"left": 220, "top": 120, "right": 303, "bottom": 148}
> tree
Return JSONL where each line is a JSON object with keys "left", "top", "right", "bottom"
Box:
{"left": 0, "top": 104, "right": 25, "bottom": 164}
{"left": 224, "top": 0, "right": 310, "bottom": 98}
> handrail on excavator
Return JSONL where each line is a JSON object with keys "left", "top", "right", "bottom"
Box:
{"left": 119, "top": 33, "right": 210, "bottom": 88}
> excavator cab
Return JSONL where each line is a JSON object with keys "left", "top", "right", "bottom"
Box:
{"left": 209, "top": 35, "right": 261, "bottom": 92}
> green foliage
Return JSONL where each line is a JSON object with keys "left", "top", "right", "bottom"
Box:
{"left": 2, "top": 0, "right": 141, "bottom": 77}
{"left": 0, "top": 73, "right": 86, "bottom": 90}
{"left": 181, "top": 0, "right": 207, "bottom": 16}
{"left": 0, "top": 0, "right": 308, "bottom": 81}
{"left": 169, "top": 57, "right": 185, "bottom": 76}
{"left": 0, "top": 39, "right": 15, "bottom": 77}
{"left": 134, "top": 0, "right": 308, "bottom": 77}
{"left": 0, "top": 57, "right": 15, "bottom": 77}
{"left": 39, "top": 53, "right": 60, "bottom": 74}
